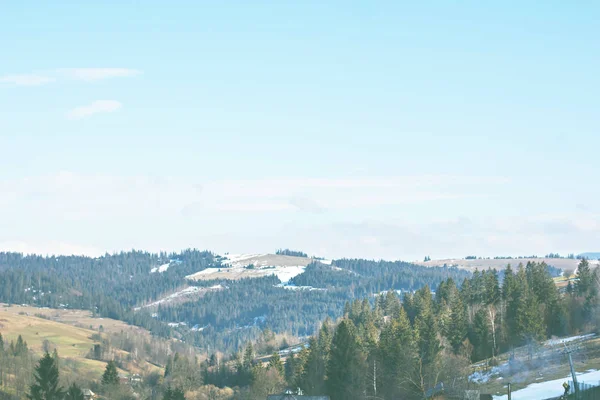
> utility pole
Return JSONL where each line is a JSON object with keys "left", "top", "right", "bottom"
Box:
{"left": 507, "top": 382, "right": 511, "bottom": 400}
{"left": 564, "top": 342, "right": 579, "bottom": 396}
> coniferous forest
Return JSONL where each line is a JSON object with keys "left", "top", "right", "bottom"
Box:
{"left": 0, "top": 253, "right": 598, "bottom": 399}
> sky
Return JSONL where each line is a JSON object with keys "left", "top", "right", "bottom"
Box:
{"left": 1, "top": 1, "right": 599, "bottom": 261}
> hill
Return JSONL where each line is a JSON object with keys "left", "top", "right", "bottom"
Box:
{"left": 0, "top": 250, "right": 471, "bottom": 354}
{"left": 0, "top": 304, "right": 164, "bottom": 380}
{"left": 415, "top": 257, "right": 598, "bottom": 273}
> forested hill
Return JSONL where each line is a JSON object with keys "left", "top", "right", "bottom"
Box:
{"left": 0, "top": 250, "right": 472, "bottom": 353}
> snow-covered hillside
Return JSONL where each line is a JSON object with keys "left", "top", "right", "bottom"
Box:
{"left": 186, "top": 253, "right": 331, "bottom": 283}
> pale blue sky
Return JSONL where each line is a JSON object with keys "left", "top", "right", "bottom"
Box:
{"left": 1, "top": 2, "right": 599, "bottom": 260}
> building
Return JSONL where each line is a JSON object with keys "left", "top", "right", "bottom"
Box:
{"left": 82, "top": 389, "right": 95, "bottom": 400}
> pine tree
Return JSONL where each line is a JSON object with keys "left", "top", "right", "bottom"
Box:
{"left": 298, "top": 336, "right": 328, "bottom": 395}
{"left": 102, "top": 361, "right": 120, "bottom": 386}
{"left": 165, "top": 356, "right": 173, "bottom": 378}
{"left": 378, "top": 307, "right": 415, "bottom": 399}
{"left": 576, "top": 259, "right": 593, "bottom": 296}
{"left": 413, "top": 286, "right": 441, "bottom": 365}
{"left": 65, "top": 383, "right": 84, "bottom": 400}
{"left": 243, "top": 343, "right": 254, "bottom": 370}
{"left": 0, "top": 332, "right": 4, "bottom": 353}
{"left": 384, "top": 291, "right": 402, "bottom": 319}
{"left": 15, "top": 335, "right": 27, "bottom": 356}
{"left": 326, "top": 319, "right": 366, "bottom": 400}
{"left": 267, "top": 352, "right": 284, "bottom": 376}
{"left": 502, "top": 264, "right": 517, "bottom": 302}
{"left": 28, "top": 352, "right": 64, "bottom": 400}
{"left": 447, "top": 295, "right": 467, "bottom": 353}
{"left": 484, "top": 269, "right": 501, "bottom": 305}
{"left": 471, "top": 308, "right": 491, "bottom": 361}
{"left": 163, "top": 386, "right": 185, "bottom": 400}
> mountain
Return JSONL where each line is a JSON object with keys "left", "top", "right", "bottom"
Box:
{"left": 0, "top": 250, "right": 471, "bottom": 354}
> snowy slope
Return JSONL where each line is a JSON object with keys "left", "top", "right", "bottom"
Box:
{"left": 134, "top": 284, "right": 226, "bottom": 310}
{"left": 186, "top": 253, "right": 330, "bottom": 282}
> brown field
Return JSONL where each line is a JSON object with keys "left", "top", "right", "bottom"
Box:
{"left": 0, "top": 304, "right": 162, "bottom": 378}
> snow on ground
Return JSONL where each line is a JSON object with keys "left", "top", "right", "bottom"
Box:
{"left": 150, "top": 260, "right": 182, "bottom": 273}
{"left": 493, "top": 369, "right": 600, "bottom": 400}
{"left": 186, "top": 268, "right": 221, "bottom": 279}
{"left": 545, "top": 333, "right": 596, "bottom": 347}
{"left": 150, "top": 263, "right": 171, "bottom": 273}
{"left": 272, "top": 265, "right": 306, "bottom": 284}
{"left": 134, "top": 285, "right": 226, "bottom": 310}
{"left": 186, "top": 254, "right": 313, "bottom": 282}
{"left": 469, "top": 363, "right": 508, "bottom": 384}
{"left": 275, "top": 283, "right": 326, "bottom": 291}
{"left": 222, "top": 253, "right": 269, "bottom": 268}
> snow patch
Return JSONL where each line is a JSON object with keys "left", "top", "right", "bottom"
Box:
{"left": 150, "top": 260, "right": 181, "bottom": 274}
{"left": 134, "top": 285, "right": 226, "bottom": 310}
{"left": 493, "top": 369, "right": 600, "bottom": 400}
{"left": 545, "top": 333, "right": 596, "bottom": 347}
{"left": 469, "top": 363, "right": 508, "bottom": 384}
{"left": 271, "top": 265, "right": 306, "bottom": 284}
{"left": 275, "top": 283, "right": 327, "bottom": 291}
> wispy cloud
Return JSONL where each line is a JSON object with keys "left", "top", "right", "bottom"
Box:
{"left": 59, "top": 68, "right": 142, "bottom": 81}
{"left": 66, "top": 100, "right": 122, "bottom": 120}
{"left": 0, "top": 74, "right": 55, "bottom": 86}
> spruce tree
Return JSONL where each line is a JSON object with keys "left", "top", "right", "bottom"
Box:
{"left": 326, "top": 319, "right": 366, "bottom": 400}
{"left": 484, "top": 269, "right": 501, "bottom": 305}
{"left": 447, "top": 294, "right": 467, "bottom": 353}
{"left": 163, "top": 386, "right": 185, "bottom": 400}
{"left": 65, "top": 383, "right": 84, "bottom": 400}
{"left": 378, "top": 307, "right": 415, "bottom": 399}
{"left": 299, "top": 338, "right": 325, "bottom": 395}
{"left": 164, "top": 356, "right": 173, "bottom": 378}
{"left": 267, "top": 352, "right": 284, "bottom": 376}
{"left": 15, "top": 335, "right": 27, "bottom": 356}
{"left": 576, "top": 258, "right": 593, "bottom": 296}
{"left": 28, "top": 352, "right": 64, "bottom": 400}
{"left": 102, "top": 361, "right": 120, "bottom": 386}
{"left": 471, "top": 308, "right": 491, "bottom": 361}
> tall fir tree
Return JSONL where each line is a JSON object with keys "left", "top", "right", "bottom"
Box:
{"left": 65, "top": 383, "right": 84, "bottom": 400}
{"left": 378, "top": 307, "right": 415, "bottom": 399}
{"left": 326, "top": 319, "right": 366, "bottom": 400}
{"left": 267, "top": 352, "right": 284, "bottom": 377}
{"left": 102, "top": 360, "right": 120, "bottom": 386}
{"left": 28, "top": 352, "right": 64, "bottom": 400}
{"left": 447, "top": 294, "right": 468, "bottom": 353}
